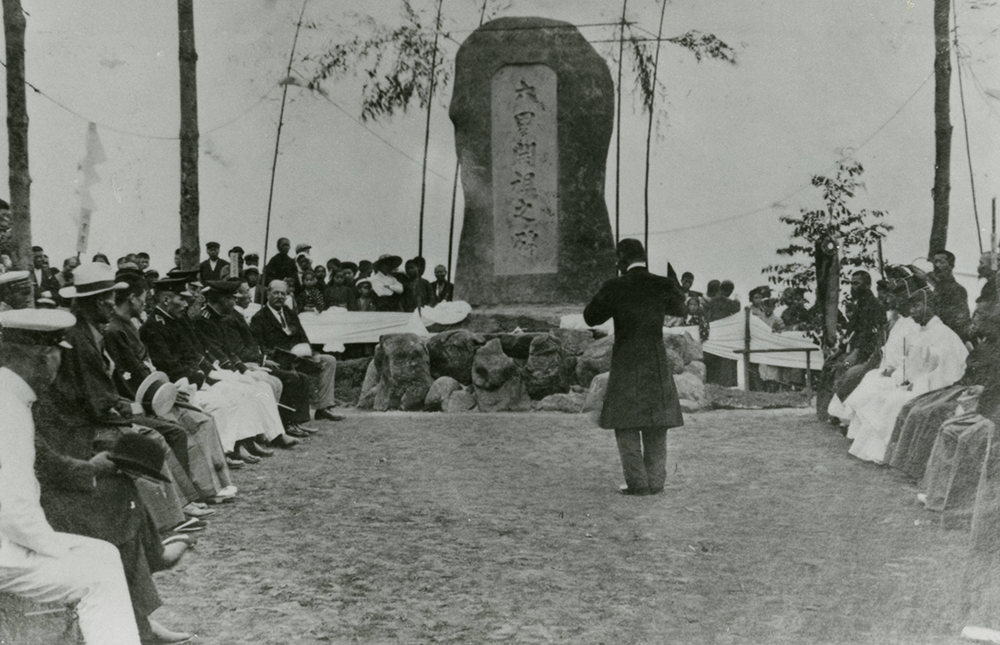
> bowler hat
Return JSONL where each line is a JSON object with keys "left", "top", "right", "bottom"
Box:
{"left": 109, "top": 433, "right": 171, "bottom": 483}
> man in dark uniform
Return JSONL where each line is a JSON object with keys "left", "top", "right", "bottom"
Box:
{"left": 928, "top": 249, "right": 971, "bottom": 340}
{"left": 583, "top": 239, "right": 687, "bottom": 496}
{"left": 199, "top": 241, "right": 230, "bottom": 282}
{"left": 198, "top": 280, "right": 313, "bottom": 436}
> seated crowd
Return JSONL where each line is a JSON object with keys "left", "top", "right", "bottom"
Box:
{"left": 0, "top": 228, "right": 394, "bottom": 643}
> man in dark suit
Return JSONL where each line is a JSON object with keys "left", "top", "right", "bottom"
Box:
{"left": 262, "top": 237, "right": 297, "bottom": 288}
{"left": 430, "top": 264, "right": 454, "bottom": 305}
{"left": 250, "top": 279, "right": 343, "bottom": 422}
{"left": 29, "top": 245, "right": 60, "bottom": 302}
{"left": 583, "top": 239, "right": 687, "bottom": 496}
{"left": 199, "top": 241, "right": 230, "bottom": 282}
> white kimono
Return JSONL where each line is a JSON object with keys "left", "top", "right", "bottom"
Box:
{"left": 844, "top": 316, "right": 968, "bottom": 463}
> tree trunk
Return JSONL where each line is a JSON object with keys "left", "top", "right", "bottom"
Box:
{"left": 929, "top": 0, "right": 951, "bottom": 255}
{"left": 3, "top": 0, "right": 30, "bottom": 270}
{"left": 178, "top": 0, "right": 200, "bottom": 271}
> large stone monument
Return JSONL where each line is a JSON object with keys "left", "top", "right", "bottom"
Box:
{"left": 450, "top": 17, "right": 616, "bottom": 306}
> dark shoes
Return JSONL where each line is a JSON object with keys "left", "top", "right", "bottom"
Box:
{"left": 244, "top": 441, "right": 274, "bottom": 457}
{"left": 285, "top": 425, "right": 309, "bottom": 438}
{"left": 315, "top": 408, "right": 345, "bottom": 421}
{"left": 619, "top": 484, "right": 650, "bottom": 496}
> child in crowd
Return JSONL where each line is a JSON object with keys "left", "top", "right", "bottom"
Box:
{"left": 352, "top": 278, "right": 376, "bottom": 312}
{"left": 325, "top": 269, "right": 356, "bottom": 309}
{"left": 298, "top": 270, "right": 326, "bottom": 313}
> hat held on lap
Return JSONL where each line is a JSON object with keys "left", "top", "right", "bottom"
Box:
{"left": 135, "top": 371, "right": 178, "bottom": 417}
{"left": 109, "top": 433, "right": 171, "bottom": 483}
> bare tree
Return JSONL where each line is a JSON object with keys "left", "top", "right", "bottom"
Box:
{"left": 178, "top": 0, "right": 200, "bottom": 270}
{"left": 2, "top": 0, "right": 30, "bottom": 269}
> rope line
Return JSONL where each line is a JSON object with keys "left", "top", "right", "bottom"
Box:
{"left": 623, "top": 69, "right": 935, "bottom": 237}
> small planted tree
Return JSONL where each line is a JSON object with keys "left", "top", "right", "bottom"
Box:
{"left": 763, "top": 159, "right": 892, "bottom": 292}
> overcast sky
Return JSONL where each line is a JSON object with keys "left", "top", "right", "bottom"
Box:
{"left": 6, "top": 0, "right": 999, "bottom": 302}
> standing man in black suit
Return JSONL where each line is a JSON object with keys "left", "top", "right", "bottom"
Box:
{"left": 199, "top": 241, "right": 230, "bottom": 282}
{"left": 263, "top": 237, "right": 297, "bottom": 288}
{"left": 430, "top": 264, "right": 454, "bottom": 305}
{"left": 583, "top": 239, "right": 687, "bottom": 496}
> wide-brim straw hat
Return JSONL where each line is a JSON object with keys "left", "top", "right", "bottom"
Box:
{"left": 135, "top": 371, "right": 178, "bottom": 418}
{"left": 59, "top": 262, "right": 128, "bottom": 299}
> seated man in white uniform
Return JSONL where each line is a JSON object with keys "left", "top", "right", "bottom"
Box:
{"left": 0, "top": 309, "right": 142, "bottom": 645}
{"left": 841, "top": 286, "right": 968, "bottom": 463}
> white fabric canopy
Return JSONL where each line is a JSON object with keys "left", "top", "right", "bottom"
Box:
{"left": 299, "top": 309, "right": 429, "bottom": 353}
{"left": 560, "top": 310, "right": 823, "bottom": 372}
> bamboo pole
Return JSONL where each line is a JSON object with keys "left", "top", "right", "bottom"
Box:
{"left": 417, "top": 0, "right": 445, "bottom": 259}
{"left": 614, "top": 0, "right": 628, "bottom": 245}
{"left": 261, "top": 0, "right": 308, "bottom": 277}
{"left": 643, "top": 0, "right": 668, "bottom": 257}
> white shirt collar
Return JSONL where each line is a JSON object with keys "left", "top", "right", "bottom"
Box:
{"left": 626, "top": 262, "right": 646, "bottom": 272}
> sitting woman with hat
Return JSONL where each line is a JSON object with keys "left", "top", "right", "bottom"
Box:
{"left": 369, "top": 254, "right": 404, "bottom": 311}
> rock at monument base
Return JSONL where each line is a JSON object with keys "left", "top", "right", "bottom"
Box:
{"left": 428, "top": 329, "right": 485, "bottom": 385}
{"left": 444, "top": 387, "right": 477, "bottom": 413}
{"left": 357, "top": 360, "right": 379, "bottom": 410}
{"left": 472, "top": 339, "right": 519, "bottom": 390}
{"left": 450, "top": 16, "right": 616, "bottom": 306}
{"left": 576, "top": 335, "right": 614, "bottom": 388}
{"left": 685, "top": 360, "right": 707, "bottom": 383}
{"left": 674, "top": 372, "right": 707, "bottom": 408}
{"left": 665, "top": 348, "right": 685, "bottom": 376}
{"left": 487, "top": 332, "right": 539, "bottom": 360}
{"left": 535, "top": 392, "right": 586, "bottom": 413}
{"left": 524, "top": 334, "right": 569, "bottom": 400}
{"left": 550, "top": 328, "right": 595, "bottom": 357}
{"left": 582, "top": 371, "right": 609, "bottom": 414}
{"left": 425, "top": 376, "right": 464, "bottom": 411}
{"left": 372, "top": 334, "right": 434, "bottom": 411}
{"left": 679, "top": 398, "right": 702, "bottom": 413}
{"left": 475, "top": 377, "right": 532, "bottom": 412}
{"left": 664, "top": 332, "right": 703, "bottom": 365}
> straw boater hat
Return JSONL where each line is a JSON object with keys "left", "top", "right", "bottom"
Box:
{"left": 135, "top": 371, "right": 179, "bottom": 418}
{"left": 58, "top": 262, "right": 128, "bottom": 299}
{"left": 0, "top": 270, "right": 30, "bottom": 290}
{"left": 0, "top": 308, "right": 75, "bottom": 348}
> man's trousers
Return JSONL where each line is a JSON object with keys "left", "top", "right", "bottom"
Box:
{"left": 615, "top": 426, "right": 668, "bottom": 492}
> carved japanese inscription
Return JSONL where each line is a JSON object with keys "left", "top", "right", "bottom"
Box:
{"left": 491, "top": 64, "right": 558, "bottom": 275}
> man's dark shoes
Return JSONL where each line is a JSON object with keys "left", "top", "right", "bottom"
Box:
{"left": 270, "top": 434, "right": 300, "bottom": 449}
{"left": 285, "top": 425, "right": 309, "bottom": 438}
{"left": 315, "top": 407, "right": 345, "bottom": 421}
{"left": 244, "top": 441, "right": 274, "bottom": 457}
{"left": 619, "top": 484, "right": 650, "bottom": 496}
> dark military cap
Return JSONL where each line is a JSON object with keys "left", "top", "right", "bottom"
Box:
{"left": 154, "top": 277, "right": 190, "bottom": 293}
{"left": 202, "top": 280, "right": 240, "bottom": 295}
{"left": 206, "top": 241, "right": 220, "bottom": 250}
{"left": 166, "top": 269, "right": 200, "bottom": 282}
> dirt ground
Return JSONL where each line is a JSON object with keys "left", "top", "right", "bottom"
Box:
{"left": 151, "top": 409, "right": 996, "bottom": 644}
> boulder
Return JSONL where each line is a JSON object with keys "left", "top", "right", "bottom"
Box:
{"left": 427, "top": 329, "right": 485, "bottom": 385}
{"left": 535, "top": 392, "right": 586, "bottom": 413}
{"left": 444, "top": 387, "right": 477, "bottom": 413}
{"left": 472, "top": 339, "right": 531, "bottom": 411}
{"left": 664, "top": 331, "right": 703, "bottom": 365}
{"left": 679, "top": 398, "right": 702, "bottom": 413}
{"left": 450, "top": 17, "right": 616, "bottom": 305}
{"left": 673, "top": 371, "right": 707, "bottom": 408}
{"left": 576, "top": 335, "right": 614, "bottom": 388}
{"left": 684, "top": 360, "right": 707, "bottom": 382}
{"left": 424, "top": 376, "right": 463, "bottom": 411}
{"left": 475, "top": 378, "right": 532, "bottom": 412}
{"left": 665, "top": 348, "right": 685, "bottom": 375}
{"left": 493, "top": 332, "right": 540, "bottom": 360}
{"left": 550, "top": 328, "right": 595, "bottom": 357}
{"left": 472, "top": 339, "right": 519, "bottom": 390}
{"left": 372, "top": 334, "right": 434, "bottom": 411}
{"left": 582, "top": 371, "right": 609, "bottom": 413}
{"left": 524, "top": 334, "right": 569, "bottom": 399}
{"left": 357, "top": 360, "right": 379, "bottom": 410}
